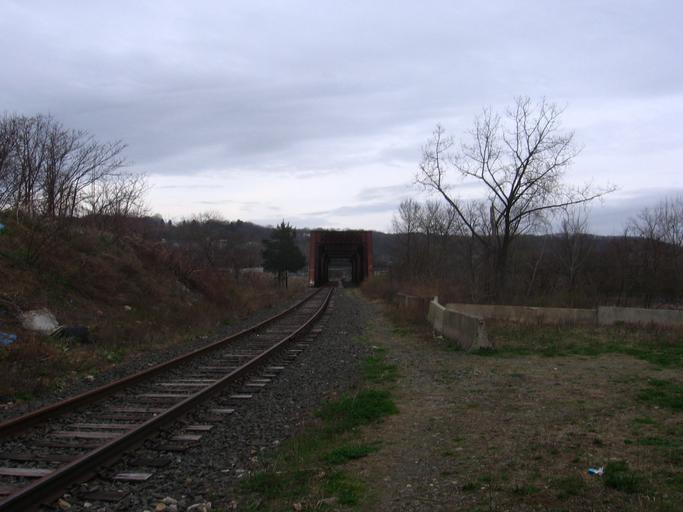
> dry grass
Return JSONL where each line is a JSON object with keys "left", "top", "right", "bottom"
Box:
{"left": 360, "top": 275, "right": 475, "bottom": 306}
{"left": 0, "top": 220, "right": 303, "bottom": 402}
{"left": 349, "top": 298, "right": 683, "bottom": 511}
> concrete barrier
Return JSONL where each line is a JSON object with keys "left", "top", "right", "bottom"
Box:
{"left": 427, "top": 297, "right": 445, "bottom": 333}
{"left": 445, "top": 302, "right": 683, "bottom": 328}
{"left": 598, "top": 306, "right": 683, "bottom": 327}
{"left": 428, "top": 297, "right": 492, "bottom": 351}
{"left": 445, "top": 303, "right": 596, "bottom": 326}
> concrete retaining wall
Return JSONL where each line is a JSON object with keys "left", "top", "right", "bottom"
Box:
{"left": 446, "top": 303, "right": 596, "bottom": 326}
{"left": 428, "top": 298, "right": 492, "bottom": 351}
{"left": 445, "top": 302, "right": 683, "bottom": 328}
{"left": 598, "top": 306, "right": 683, "bottom": 327}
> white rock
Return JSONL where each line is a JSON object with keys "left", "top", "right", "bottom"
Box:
{"left": 20, "top": 309, "right": 59, "bottom": 334}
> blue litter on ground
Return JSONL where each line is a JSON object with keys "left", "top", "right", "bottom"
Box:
{"left": 0, "top": 332, "right": 17, "bottom": 346}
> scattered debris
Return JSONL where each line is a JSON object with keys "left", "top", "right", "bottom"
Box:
{"left": 20, "top": 308, "right": 59, "bottom": 334}
{"left": 51, "top": 325, "right": 91, "bottom": 344}
{"left": 588, "top": 466, "right": 604, "bottom": 476}
{"left": 0, "top": 332, "right": 17, "bottom": 346}
{"left": 186, "top": 502, "right": 211, "bottom": 512}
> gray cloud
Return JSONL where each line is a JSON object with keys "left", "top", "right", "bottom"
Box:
{"left": 590, "top": 187, "right": 683, "bottom": 235}
{"left": 355, "top": 184, "right": 413, "bottom": 202}
{"left": 307, "top": 201, "right": 401, "bottom": 218}
{"left": 1, "top": 0, "right": 682, "bottom": 230}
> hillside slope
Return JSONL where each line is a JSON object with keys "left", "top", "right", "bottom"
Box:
{"left": 0, "top": 217, "right": 301, "bottom": 401}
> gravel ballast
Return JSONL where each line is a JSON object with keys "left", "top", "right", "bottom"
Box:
{"left": 42, "top": 288, "right": 374, "bottom": 511}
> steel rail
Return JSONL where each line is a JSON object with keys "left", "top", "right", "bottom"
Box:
{"left": 0, "top": 288, "right": 322, "bottom": 437}
{"left": 0, "top": 287, "right": 334, "bottom": 512}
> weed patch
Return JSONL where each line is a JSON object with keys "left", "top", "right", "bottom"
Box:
{"left": 511, "top": 484, "right": 540, "bottom": 496}
{"left": 240, "top": 469, "right": 314, "bottom": 499}
{"left": 553, "top": 475, "right": 586, "bottom": 499}
{"left": 323, "top": 443, "right": 379, "bottom": 465}
{"left": 323, "top": 471, "right": 364, "bottom": 505}
{"left": 604, "top": 461, "right": 643, "bottom": 494}
{"left": 318, "top": 389, "right": 398, "bottom": 433}
{"left": 485, "top": 323, "right": 683, "bottom": 369}
{"left": 633, "top": 416, "right": 657, "bottom": 425}
{"left": 363, "top": 348, "right": 398, "bottom": 383}
{"left": 665, "top": 473, "right": 683, "bottom": 491}
{"left": 638, "top": 436, "right": 676, "bottom": 447}
{"left": 639, "top": 379, "right": 683, "bottom": 412}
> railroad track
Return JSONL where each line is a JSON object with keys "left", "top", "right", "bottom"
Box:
{"left": 0, "top": 287, "right": 334, "bottom": 511}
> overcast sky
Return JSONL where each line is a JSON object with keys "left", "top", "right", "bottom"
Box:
{"left": 2, "top": 1, "right": 681, "bottom": 233}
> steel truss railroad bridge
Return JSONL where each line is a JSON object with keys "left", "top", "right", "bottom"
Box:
{"left": 307, "top": 230, "right": 373, "bottom": 287}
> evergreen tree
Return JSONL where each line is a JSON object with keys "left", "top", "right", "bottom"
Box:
{"left": 262, "top": 221, "right": 305, "bottom": 287}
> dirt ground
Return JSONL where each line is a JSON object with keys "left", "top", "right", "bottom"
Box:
{"left": 350, "top": 300, "right": 683, "bottom": 511}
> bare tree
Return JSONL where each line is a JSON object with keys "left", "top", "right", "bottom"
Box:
{"left": 392, "top": 199, "right": 423, "bottom": 278}
{"left": 555, "top": 206, "right": 593, "bottom": 296}
{"left": 627, "top": 196, "right": 683, "bottom": 304}
{"left": 417, "top": 97, "right": 614, "bottom": 298}
{"left": 0, "top": 115, "right": 18, "bottom": 210}
{"left": 84, "top": 172, "right": 148, "bottom": 218}
{"left": 0, "top": 113, "right": 128, "bottom": 220}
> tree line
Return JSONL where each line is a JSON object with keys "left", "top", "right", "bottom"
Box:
{"left": 389, "top": 97, "right": 681, "bottom": 306}
{"left": 391, "top": 193, "right": 683, "bottom": 307}
{"left": 0, "top": 113, "right": 146, "bottom": 221}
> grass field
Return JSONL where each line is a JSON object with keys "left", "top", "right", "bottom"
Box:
{"left": 355, "top": 311, "right": 683, "bottom": 511}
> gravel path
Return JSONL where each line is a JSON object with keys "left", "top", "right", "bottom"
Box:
{"left": 46, "top": 288, "right": 373, "bottom": 511}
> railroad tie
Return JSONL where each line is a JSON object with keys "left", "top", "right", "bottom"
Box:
{"left": 0, "top": 467, "right": 54, "bottom": 478}
{"left": 69, "top": 423, "right": 136, "bottom": 430}
{"left": 1, "top": 453, "right": 73, "bottom": 463}
{"left": 183, "top": 424, "right": 213, "bottom": 432}
{"left": 170, "top": 434, "right": 203, "bottom": 442}
{"left": 112, "top": 472, "right": 152, "bottom": 481}
{"left": 51, "top": 431, "right": 121, "bottom": 440}
{"left": 0, "top": 485, "right": 20, "bottom": 497}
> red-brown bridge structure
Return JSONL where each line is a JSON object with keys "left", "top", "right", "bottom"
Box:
{"left": 307, "top": 230, "right": 373, "bottom": 287}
